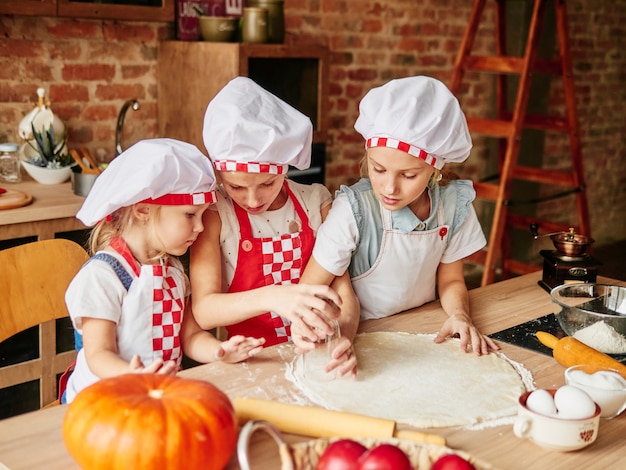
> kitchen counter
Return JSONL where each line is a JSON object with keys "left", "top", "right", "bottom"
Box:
{"left": 0, "top": 177, "right": 86, "bottom": 241}
{"left": 0, "top": 272, "right": 624, "bottom": 469}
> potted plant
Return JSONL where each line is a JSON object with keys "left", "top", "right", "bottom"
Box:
{"left": 19, "top": 87, "right": 75, "bottom": 184}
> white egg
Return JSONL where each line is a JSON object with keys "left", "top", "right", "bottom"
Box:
{"left": 526, "top": 389, "right": 557, "bottom": 416}
{"left": 554, "top": 385, "right": 597, "bottom": 419}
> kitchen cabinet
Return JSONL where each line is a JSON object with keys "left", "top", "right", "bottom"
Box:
{"left": 157, "top": 41, "right": 329, "bottom": 152}
{"left": 0, "top": 0, "right": 174, "bottom": 22}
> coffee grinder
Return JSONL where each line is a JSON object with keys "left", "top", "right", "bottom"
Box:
{"left": 530, "top": 224, "right": 602, "bottom": 292}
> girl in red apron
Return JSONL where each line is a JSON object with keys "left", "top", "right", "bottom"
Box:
{"left": 191, "top": 77, "right": 358, "bottom": 377}
{"left": 301, "top": 76, "right": 500, "bottom": 375}
{"left": 63, "top": 139, "right": 264, "bottom": 403}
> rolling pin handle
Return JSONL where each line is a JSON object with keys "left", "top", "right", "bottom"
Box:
{"left": 535, "top": 331, "right": 558, "bottom": 349}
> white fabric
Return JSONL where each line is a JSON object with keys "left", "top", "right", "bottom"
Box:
{"left": 64, "top": 252, "right": 188, "bottom": 403}
{"left": 203, "top": 77, "right": 312, "bottom": 171}
{"left": 312, "top": 194, "right": 485, "bottom": 284}
{"left": 214, "top": 180, "right": 331, "bottom": 291}
{"left": 354, "top": 76, "right": 472, "bottom": 169}
{"left": 77, "top": 138, "right": 216, "bottom": 226}
{"left": 352, "top": 201, "right": 445, "bottom": 319}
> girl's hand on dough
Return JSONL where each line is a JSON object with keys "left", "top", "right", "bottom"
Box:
{"left": 435, "top": 314, "right": 499, "bottom": 356}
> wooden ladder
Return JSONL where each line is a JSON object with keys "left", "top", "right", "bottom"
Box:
{"left": 449, "top": 0, "right": 591, "bottom": 286}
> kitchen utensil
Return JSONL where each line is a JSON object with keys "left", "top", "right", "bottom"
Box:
{"left": 232, "top": 397, "right": 446, "bottom": 446}
{"left": 237, "top": 420, "right": 491, "bottom": 470}
{"left": 514, "top": 389, "right": 600, "bottom": 452}
{"left": 536, "top": 331, "right": 626, "bottom": 378}
{"left": 71, "top": 171, "right": 98, "bottom": 197}
{"left": 0, "top": 188, "right": 32, "bottom": 210}
{"left": 550, "top": 283, "right": 626, "bottom": 354}
{"left": 565, "top": 364, "right": 626, "bottom": 419}
{"left": 69, "top": 149, "right": 100, "bottom": 175}
{"left": 198, "top": 15, "right": 238, "bottom": 42}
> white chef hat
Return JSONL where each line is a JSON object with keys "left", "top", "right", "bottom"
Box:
{"left": 354, "top": 76, "right": 472, "bottom": 170}
{"left": 202, "top": 76, "right": 312, "bottom": 174}
{"left": 76, "top": 138, "right": 217, "bottom": 227}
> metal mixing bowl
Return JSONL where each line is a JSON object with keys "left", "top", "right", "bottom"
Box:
{"left": 550, "top": 284, "right": 626, "bottom": 354}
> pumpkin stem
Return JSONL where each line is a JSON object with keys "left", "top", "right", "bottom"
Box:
{"left": 148, "top": 389, "right": 165, "bottom": 399}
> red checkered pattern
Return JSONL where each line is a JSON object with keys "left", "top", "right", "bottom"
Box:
{"left": 271, "top": 311, "right": 290, "bottom": 338}
{"left": 151, "top": 264, "right": 182, "bottom": 363}
{"left": 366, "top": 136, "right": 438, "bottom": 168}
{"left": 261, "top": 234, "right": 303, "bottom": 285}
{"left": 214, "top": 159, "right": 287, "bottom": 174}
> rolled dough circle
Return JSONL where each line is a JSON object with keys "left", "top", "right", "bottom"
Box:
{"left": 287, "top": 332, "right": 533, "bottom": 428}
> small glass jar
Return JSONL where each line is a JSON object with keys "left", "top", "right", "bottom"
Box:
{"left": 0, "top": 142, "right": 21, "bottom": 183}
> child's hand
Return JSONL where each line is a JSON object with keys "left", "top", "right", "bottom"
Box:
{"left": 326, "top": 336, "right": 357, "bottom": 378}
{"left": 217, "top": 335, "right": 265, "bottom": 363}
{"left": 434, "top": 314, "right": 499, "bottom": 356}
{"left": 128, "top": 355, "right": 179, "bottom": 375}
{"left": 276, "top": 284, "right": 342, "bottom": 343}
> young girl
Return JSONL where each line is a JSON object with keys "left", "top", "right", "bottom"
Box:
{"left": 301, "top": 76, "right": 499, "bottom": 360}
{"left": 190, "top": 77, "right": 358, "bottom": 376}
{"left": 64, "top": 138, "right": 264, "bottom": 403}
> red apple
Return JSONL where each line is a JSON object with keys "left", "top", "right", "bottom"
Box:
{"left": 431, "top": 454, "right": 476, "bottom": 470}
{"left": 316, "top": 439, "right": 368, "bottom": 470}
{"left": 356, "top": 444, "right": 412, "bottom": 470}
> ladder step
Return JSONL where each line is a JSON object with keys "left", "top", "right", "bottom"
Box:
{"left": 467, "top": 117, "right": 513, "bottom": 137}
{"left": 473, "top": 181, "right": 500, "bottom": 201}
{"left": 500, "top": 112, "right": 570, "bottom": 132}
{"left": 513, "top": 166, "right": 578, "bottom": 187}
{"left": 463, "top": 56, "right": 562, "bottom": 75}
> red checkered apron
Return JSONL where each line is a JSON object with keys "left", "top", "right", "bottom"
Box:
{"left": 227, "top": 182, "right": 315, "bottom": 346}
{"left": 111, "top": 236, "right": 183, "bottom": 364}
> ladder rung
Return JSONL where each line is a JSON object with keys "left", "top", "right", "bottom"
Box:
{"left": 503, "top": 259, "right": 541, "bottom": 276}
{"left": 463, "top": 56, "right": 562, "bottom": 75}
{"left": 473, "top": 181, "right": 500, "bottom": 201}
{"left": 499, "top": 112, "right": 570, "bottom": 132}
{"left": 513, "top": 166, "right": 578, "bottom": 187}
{"left": 467, "top": 117, "right": 513, "bottom": 137}
{"left": 507, "top": 213, "right": 580, "bottom": 236}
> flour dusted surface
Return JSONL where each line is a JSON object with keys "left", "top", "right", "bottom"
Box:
{"left": 286, "top": 332, "right": 533, "bottom": 429}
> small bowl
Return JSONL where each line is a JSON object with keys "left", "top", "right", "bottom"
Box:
{"left": 550, "top": 283, "right": 626, "bottom": 354}
{"left": 199, "top": 16, "right": 238, "bottom": 42}
{"left": 22, "top": 160, "right": 73, "bottom": 184}
{"left": 565, "top": 364, "right": 626, "bottom": 419}
{"left": 514, "top": 390, "right": 600, "bottom": 452}
{"left": 550, "top": 230, "right": 594, "bottom": 257}
{"left": 71, "top": 171, "right": 99, "bottom": 196}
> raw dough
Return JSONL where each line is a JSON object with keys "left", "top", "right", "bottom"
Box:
{"left": 286, "top": 332, "right": 533, "bottom": 428}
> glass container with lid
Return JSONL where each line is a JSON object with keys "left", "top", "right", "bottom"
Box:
{"left": 0, "top": 142, "right": 21, "bottom": 183}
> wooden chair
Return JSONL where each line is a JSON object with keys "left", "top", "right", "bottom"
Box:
{"left": 0, "top": 239, "right": 89, "bottom": 410}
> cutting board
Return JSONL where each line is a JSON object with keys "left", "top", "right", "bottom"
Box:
{"left": 0, "top": 188, "right": 33, "bottom": 210}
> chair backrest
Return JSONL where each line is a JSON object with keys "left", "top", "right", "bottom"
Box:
{"left": 0, "top": 239, "right": 89, "bottom": 410}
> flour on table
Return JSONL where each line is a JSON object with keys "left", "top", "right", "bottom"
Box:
{"left": 572, "top": 321, "right": 626, "bottom": 354}
{"left": 286, "top": 332, "right": 533, "bottom": 429}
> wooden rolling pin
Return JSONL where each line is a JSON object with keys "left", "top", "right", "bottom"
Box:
{"left": 536, "top": 331, "right": 626, "bottom": 379}
{"left": 233, "top": 397, "right": 446, "bottom": 446}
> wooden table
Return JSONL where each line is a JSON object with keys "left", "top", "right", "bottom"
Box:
{"left": 0, "top": 177, "right": 86, "bottom": 241}
{"left": 1, "top": 273, "right": 624, "bottom": 469}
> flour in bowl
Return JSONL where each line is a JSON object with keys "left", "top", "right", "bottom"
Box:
{"left": 573, "top": 321, "right": 626, "bottom": 354}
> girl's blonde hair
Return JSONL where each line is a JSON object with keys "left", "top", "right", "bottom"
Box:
{"left": 87, "top": 205, "right": 167, "bottom": 262}
{"left": 358, "top": 153, "right": 459, "bottom": 188}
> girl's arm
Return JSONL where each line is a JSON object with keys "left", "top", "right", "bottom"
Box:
{"left": 433, "top": 260, "right": 499, "bottom": 355}
{"left": 190, "top": 208, "right": 341, "bottom": 338}
{"left": 181, "top": 306, "right": 265, "bottom": 363}
{"left": 81, "top": 317, "right": 177, "bottom": 377}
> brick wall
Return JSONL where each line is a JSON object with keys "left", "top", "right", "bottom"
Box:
{"left": 0, "top": 0, "right": 624, "bottom": 247}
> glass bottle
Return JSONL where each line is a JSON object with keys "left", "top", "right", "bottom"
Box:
{"left": 0, "top": 143, "right": 21, "bottom": 183}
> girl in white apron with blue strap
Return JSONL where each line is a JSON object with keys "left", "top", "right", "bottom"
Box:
{"left": 302, "top": 76, "right": 500, "bottom": 375}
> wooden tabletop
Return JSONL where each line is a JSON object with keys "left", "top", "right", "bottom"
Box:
{"left": 0, "top": 176, "right": 86, "bottom": 241}
{"left": 1, "top": 272, "right": 624, "bottom": 469}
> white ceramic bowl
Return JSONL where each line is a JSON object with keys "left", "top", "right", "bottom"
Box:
{"left": 22, "top": 160, "right": 73, "bottom": 184}
{"left": 565, "top": 364, "right": 626, "bottom": 419}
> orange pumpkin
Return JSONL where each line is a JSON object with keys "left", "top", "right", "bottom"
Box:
{"left": 63, "top": 374, "right": 237, "bottom": 470}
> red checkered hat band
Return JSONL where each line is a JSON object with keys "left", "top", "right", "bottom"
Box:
{"left": 214, "top": 159, "right": 287, "bottom": 174}
{"left": 366, "top": 137, "right": 438, "bottom": 168}
{"left": 142, "top": 191, "right": 217, "bottom": 206}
